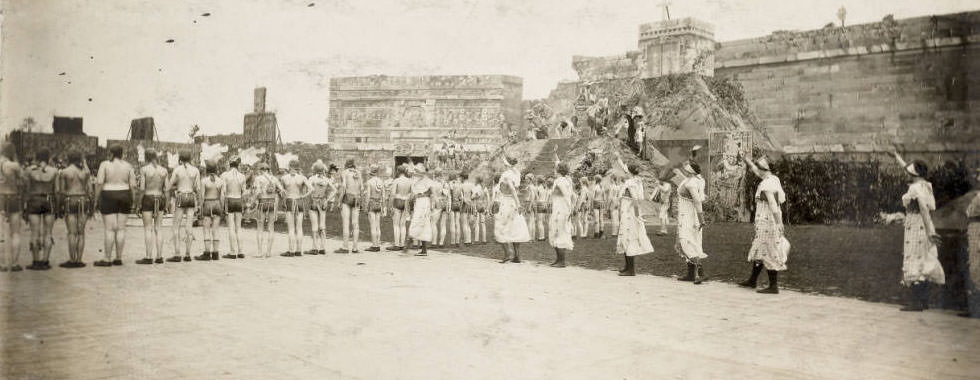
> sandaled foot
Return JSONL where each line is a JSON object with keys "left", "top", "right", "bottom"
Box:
{"left": 0, "top": 266, "right": 7, "bottom": 272}
{"left": 111, "top": 259, "right": 123, "bottom": 266}
{"left": 9, "top": 265, "right": 22, "bottom": 272}
{"left": 365, "top": 246, "right": 381, "bottom": 252}
{"left": 237, "top": 254, "right": 246, "bottom": 258}
{"left": 74, "top": 262, "right": 87, "bottom": 268}
{"left": 414, "top": 252, "right": 427, "bottom": 256}
{"left": 618, "top": 271, "right": 635, "bottom": 276}
{"left": 222, "top": 254, "right": 238, "bottom": 259}
{"left": 154, "top": 258, "right": 164, "bottom": 264}
{"left": 280, "top": 252, "right": 294, "bottom": 257}
{"left": 738, "top": 281, "right": 756, "bottom": 288}
{"left": 757, "top": 287, "right": 779, "bottom": 294}
{"left": 135, "top": 258, "right": 154, "bottom": 265}
{"left": 334, "top": 248, "right": 348, "bottom": 254}
{"left": 510, "top": 258, "right": 521, "bottom": 263}
{"left": 182, "top": 256, "right": 191, "bottom": 262}
{"left": 195, "top": 253, "right": 212, "bottom": 261}
{"left": 94, "top": 260, "right": 112, "bottom": 267}
{"left": 498, "top": 258, "right": 511, "bottom": 264}
{"left": 166, "top": 256, "right": 183, "bottom": 263}
{"left": 59, "top": 261, "right": 74, "bottom": 268}
{"left": 551, "top": 263, "right": 566, "bottom": 268}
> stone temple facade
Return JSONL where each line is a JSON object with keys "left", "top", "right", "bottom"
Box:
{"left": 327, "top": 75, "right": 523, "bottom": 169}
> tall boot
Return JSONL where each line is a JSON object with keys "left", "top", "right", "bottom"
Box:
{"left": 511, "top": 244, "right": 521, "bottom": 263}
{"left": 901, "top": 282, "right": 925, "bottom": 311}
{"left": 757, "top": 270, "right": 779, "bottom": 294}
{"left": 739, "top": 262, "right": 763, "bottom": 288}
{"left": 414, "top": 241, "right": 428, "bottom": 256}
{"left": 618, "top": 256, "right": 635, "bottom": 276}
{"left": 678, "top": 262, "right": 695, "bottom": 281}
{"left": 550, "top": 248, "right": 561, "bottom": 266}
{"left": 693, "top": 263, "right": 704, "bottom": 285}
{"left": 552, "top": 249, "right": 566, "bottom": 268}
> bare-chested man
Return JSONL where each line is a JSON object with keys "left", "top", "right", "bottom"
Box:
{"left": 429, "top": 169, "right": 449, "bottom": 248}
{"left": 387, "top": 165, "right": 413, "bottom": 251}
{"left": 336, "top": 159, "right": 363, "bottom": 253}
{"left": 363, "top": 164, "right": 385, "bottom": 252}
{"left": 0, "top": 142, "right": 24, "bottom": 272}
{"left": 195, "top": 163, "right": 225, "bottom": 261}
{"left": 220, "top": 158, "right": 247, "bottom": 259}
{"left": 58, "top": 152, "right": 91, "bottom": 268}
{"left": 166, "top": 151, "right": 200, "bottom": 262}
{"left": 459, "top": 172, "right": 474, "bottom": 246}
{"left": 94, "top": 145, "right": 137, "bottom": 267}
{"left": 136, "top": 149, "right": 169, "bottom": 264}
{"left": 25, "top": 150, "right": 58, "bottom": 270}
{"left": 252, "top": 162, "right": 284, "bottom": 258}
{"left": 280, "top": 160, "right": 312, "bottom": 257}
{"left": 306, "top": 162, "right": 334, "bottom": 255}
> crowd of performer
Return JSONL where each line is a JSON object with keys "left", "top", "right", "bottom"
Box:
{"left": 0, "top": 140, "right": 969, "bottom": 311}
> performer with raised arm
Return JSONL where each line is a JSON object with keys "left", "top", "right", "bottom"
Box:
{"left": 336, "top": 159, "right": 363, "bottom": 253}
{"left": 94, "top": 145, "right": 137, "bottom": 267}
{"left": 549, "top": 152, "right": 575, "bottom": 267}
{"left": 408, "top": 163, "right": 435, "bottom": 256}
{"left": 364, "top": 164, "right": 385, "bottom": 252}
{"left": 306, "top": 161, "right": 332, "bottom": 255}
{"left": 220, "top": 157, "right": 247, "bottom": 259}
{"left": 494, "top": 155, "right": 531, "bottom": 263}
{"left": 136, "top": 149, "right": 168, "bottom": 264}
{"left": 472, "top": 176, "right": 489, "bottom": 245}
{"left": 252, "top": 162, "right": 284, "bottom": 258}
{"left": 890, "top": 149, "right": 945, "bottom": 310}
{"left": 280, "top": 160, "right": 312, "bottom": 257}
{"left": 58, "top": 152, "right": 91, "bottom": 268}
{"left": 738, "top": 154, "right": 789, "bottom": 294}
{"left": 612, "top": 151, "right": 654, "bottom": 276}
{"left": 675, "top": 160, "right": 708, "bottom": 284}
{"left": 429, "top": 169, "right": 449, "bottom": 248}
{"left": 165, "top": 151, "right": 200, "bottom": 263}
{"left": 0, "top": 142, "right": 24, "bottom": 272}
{"left": 25, "top": 150, "right": 57, "bottom": 270}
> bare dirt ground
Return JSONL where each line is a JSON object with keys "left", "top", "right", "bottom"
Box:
{"left": 1, "top": 221, "right": 978, "bottom": 379}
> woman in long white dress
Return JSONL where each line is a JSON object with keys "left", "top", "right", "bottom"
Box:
{"left": 891, "top": 151, "right": 945, "bottom": 311}
{"left": 408, "top": 164, "right": 434, "bottom": 256}
{"left": 738, "top": 156, "right": 788, "bottom": 294}
{"left": 494, "top": 155, "right": 531, "bottom": 263}
{"left": 548, "top": 154, "right": 574, "bottom": 268}
{"left": 675, "top": 160, "right": 708, "bottom": 284}
{"left": 612, "top": 152, "right": 654, "bottom": 276}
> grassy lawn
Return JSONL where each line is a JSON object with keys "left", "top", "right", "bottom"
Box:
{"left": 249, "top": 214, "right": 967, "bottom": 309}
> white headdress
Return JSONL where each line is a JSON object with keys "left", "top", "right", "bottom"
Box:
{"left": 166, "top": 151, "right": 180, "bottom": 169}
{"left": 275, "top": 152, "right": 299, "bottom": 169}
{"left": 238, "top": 146, "right": 266, "bottom": 166}
{"left": 200, "top": 143, "right": 228, "bottom": 165}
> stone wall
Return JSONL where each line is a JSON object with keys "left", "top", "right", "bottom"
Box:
{"left": 328, "top": 75, "right": 523, "bottom": 147}
{"left": 713, "top": 11, "right": 980, "bottom": 157}
{"left": 9, "top": 131, "right": 99, "bottom": 162}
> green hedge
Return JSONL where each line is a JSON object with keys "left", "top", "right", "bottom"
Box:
{"left": 743, "top": 156, "right": 972, "bottom": 225}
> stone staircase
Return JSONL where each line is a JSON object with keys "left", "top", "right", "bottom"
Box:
{"left": 524, "top": 138, "right": 577, "bottom": 176}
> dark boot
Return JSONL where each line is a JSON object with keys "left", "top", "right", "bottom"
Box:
{"left": 415, "top": 241, "right": 428, "bottom": 256}
{"left": 900, "top": 282, "right": 926, "bottom": 311}
{"left": 697, "top": 264, "right": 706, "bottom": 280}
{"left": 739, "top": 262, "right": 763, "bottom": 288}
{"left": 194, "top": 252, "right": 212, "bottom": 261}
{"left": 511, "top": 244, "right": 521, "bottom": 263}
{"left": 693, "top": 263, "right": 704, "bottom": 285}
{"left": 552, "top": 249, "right": 566, "bottom": 268}
{"left": 678, "top": 263, "right": 695, "bottom": 281}
{"left": 757, "top": 270, "right": 779, "bottom": 294}
{"left": 211, "top": 251, "right": 219, "bottom": 260}
{"left": 618, "top": 256, "right": 635, "bottom": 276}
{"left": 550, "top": 248, "right": 561, "bottom": 266}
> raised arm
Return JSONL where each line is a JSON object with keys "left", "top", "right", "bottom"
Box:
{"left": 742, "top": 155, "right": 762, "bottom": 177}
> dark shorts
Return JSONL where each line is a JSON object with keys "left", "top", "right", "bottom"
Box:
{"left": 141, "top": 195, "right": 165, "bottom": 215}
{"left": 202, "top": 199, "right": 224, "bottom": 218}
{"left": 366, "top": 198, "right": 383, "bottom": 213}
{"left": 284, "top": 198, "right": 307, "bottom": 213}
{"left": 451, "top": 201, "right": 462, "bottom": 212}
{"left": 100, "top": 190, "right": 131, "bottom": 215}
{"left": 26, "top": 195, "right": 53, "bottom": 215}
{"left": 64, "top": 195, "right": 89, "bottom": 215}
{"left": 258, "top": 198, "right": 276, "bottom": 213}
{"left": 537, "top": 202, "right": 550, "bottom": 213}
{"left": 225, "top": 198, "right": 243, "bottom": 213}
{"left": 341, "top": 194, "right": 358, "bottom": 208}
{"left": 175, "top": 192, "right": 196, "bottom": 209}
{"left": 593, "top": 200, "right": 602, "bottom": 210}
{"left": 0, "top": 194, "right": 21, "bottom": 214}
{"left": 393, "top": 198, "right": 406, "bottom": 211}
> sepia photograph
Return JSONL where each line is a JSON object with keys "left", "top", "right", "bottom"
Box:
{"left": 0, "top": 0, "right": 978, "bottom": 378}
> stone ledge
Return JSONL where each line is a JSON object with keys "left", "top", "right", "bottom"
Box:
{"left": 716, "top": 35, "right": 973, "bottom": 69}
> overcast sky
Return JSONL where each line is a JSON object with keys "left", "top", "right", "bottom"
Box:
{"left": 1, "top": 0, "right": 975, "bottom": 144}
